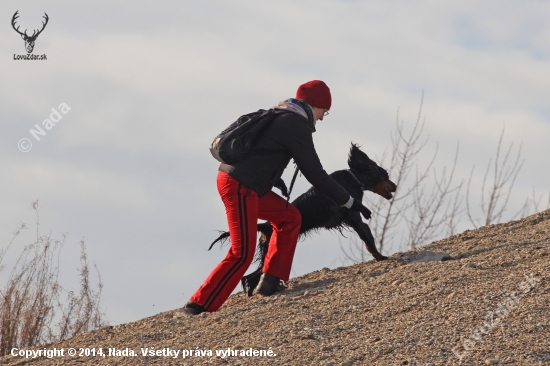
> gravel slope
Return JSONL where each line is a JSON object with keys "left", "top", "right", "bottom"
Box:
{"left": 3, "top": 210, "right": 549, "bottom": 366}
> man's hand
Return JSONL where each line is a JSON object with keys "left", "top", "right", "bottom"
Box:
{"left": 350, "top": 199, "right": 372, "bottom": 220}
{"left": 274, "top": 178, "right": 289, "bottom": 198}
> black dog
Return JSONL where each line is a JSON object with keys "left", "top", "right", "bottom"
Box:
{"left": 210, "top": 143, "right": 397, "bottom": 296}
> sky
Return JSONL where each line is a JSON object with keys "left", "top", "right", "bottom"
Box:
{"left": 1, "top": 1, "right": 549, "bottom": 325}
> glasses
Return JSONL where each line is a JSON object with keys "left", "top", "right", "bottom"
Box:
{"left": 323, "top": 110, "right": 329, "bottom": 117}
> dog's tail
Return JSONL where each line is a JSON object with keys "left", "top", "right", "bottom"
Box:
{"left": 208, "top": 221, "right": 273, "bottom": 252}
{"left": 208, "top": 231, "right": 230, "bottom": 250}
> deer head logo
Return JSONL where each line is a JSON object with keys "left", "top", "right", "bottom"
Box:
{"left": 12, "top": 11, "right": 49, "bottom": 54}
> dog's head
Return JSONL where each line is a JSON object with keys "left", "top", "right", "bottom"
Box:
{"left": 347, "top": 143, "right": 397, "bottom": 200}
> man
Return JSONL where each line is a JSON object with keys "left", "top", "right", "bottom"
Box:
{"left": 183, "top": 80, "right": 372, "bottom": 315}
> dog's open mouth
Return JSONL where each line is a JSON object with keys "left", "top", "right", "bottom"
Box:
{"left": 384, "top": 186, "right": 394, "bottom": 199}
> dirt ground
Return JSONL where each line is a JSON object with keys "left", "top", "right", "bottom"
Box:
{"left": 2, "top": 210, "right": 549, "bottom": 366}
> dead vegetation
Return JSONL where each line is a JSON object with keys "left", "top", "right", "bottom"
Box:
{"left": 344, "top": 97, "right": 547, "bottom": 264}
{"left": 0, "top": 201, "right": 106, "bottom": 356}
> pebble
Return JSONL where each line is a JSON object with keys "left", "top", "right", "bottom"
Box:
{"left": 485, "top": 359, "right": 499, "bottom": 365}
{"left": 392, "top": 279, "right": 404, "bottom": 286}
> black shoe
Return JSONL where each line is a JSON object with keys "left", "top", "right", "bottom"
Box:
{"left": 253, "top": 273, "right": 286, "bottom": 296}
{"left": 181, "top": 301, "right": 205, "bottom": 316}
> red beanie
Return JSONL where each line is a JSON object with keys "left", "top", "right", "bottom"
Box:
{"left": 296, "top": 80, "right": 331, "bottom": 110}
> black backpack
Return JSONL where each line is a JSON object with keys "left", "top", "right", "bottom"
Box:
{"left": 210, "top": 109, "right": 288, "bottom": 164}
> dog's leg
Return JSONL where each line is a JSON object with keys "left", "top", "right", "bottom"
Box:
{"left": 360, "top": 222, "right": 388, "bottom": 260}
{"left": 241, "top": 226, "right": 271, "bottom": 296}
{"left": 241, "top": 268, "right": 262, "bottom": 297}
{"left": 345, "top": 212, "right": 388, "bottom": 261}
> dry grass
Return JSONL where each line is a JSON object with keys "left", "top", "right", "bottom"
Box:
{"left": 0, "top": 200, "right": 106, "bottom": 356}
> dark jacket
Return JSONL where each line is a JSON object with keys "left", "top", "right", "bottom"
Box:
{"left": 219, "top": 109, "right": 350, "bottom": 206}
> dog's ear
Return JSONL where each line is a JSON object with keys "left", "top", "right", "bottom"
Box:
{"left": 348, "top": 142, "right": 372, "bottom": 170}
{"left": 348, "top": 143, "right": 360, "bottom": 169}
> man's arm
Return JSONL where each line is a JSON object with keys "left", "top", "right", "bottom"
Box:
{"left": 279, "top": 117, "right": 350, "bottom": 206}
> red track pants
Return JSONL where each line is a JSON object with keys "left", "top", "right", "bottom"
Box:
{"left": 190, "top": 171, "right": 301, "bottom": 312}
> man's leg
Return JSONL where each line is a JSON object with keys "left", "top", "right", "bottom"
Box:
{"left": 257, "top": 191, "right": 301, "bottom": 281}
{"left": 189, "top": 172, "right": 258, "bottom": 312}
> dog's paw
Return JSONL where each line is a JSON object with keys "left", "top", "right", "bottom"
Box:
{"left": 244, "top": 285, "right": 254, "bottom": 297}
{"left": 242, "top": 280, "right": 253, "bottom": 297}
